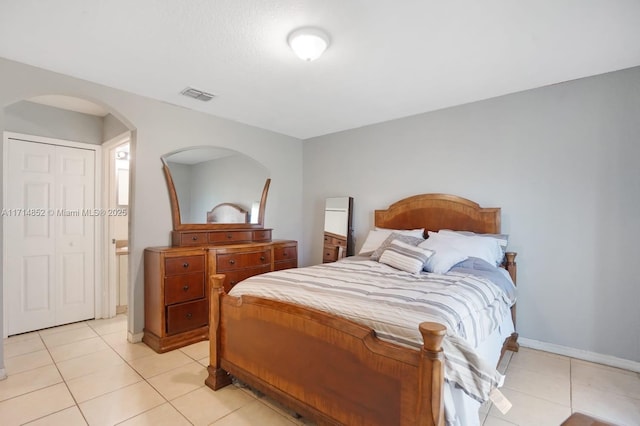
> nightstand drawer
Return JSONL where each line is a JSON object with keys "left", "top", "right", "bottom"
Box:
{"left": 165, "top": 273, "right": 205, "bottom": 305}
{"left": 223, "top": 266, "right": 271, "bottom": 292}
{"left": 165, "top": 255, "right": 205, "bottom": 276}
{"left": 217, "top": 250, "right": 271, "bottom": 272}
{"left": 166, "top": 299, "right": 208, "bottom": 335}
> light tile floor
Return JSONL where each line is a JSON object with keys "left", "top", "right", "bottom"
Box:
{"left": 1, "top": 315, "right": 639, "bottom": 425}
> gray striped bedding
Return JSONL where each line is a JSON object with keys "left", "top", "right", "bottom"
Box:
{"left": 228, "top": 257, "right": 516, "bottom": 404}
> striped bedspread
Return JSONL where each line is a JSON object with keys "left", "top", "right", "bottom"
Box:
{"left": 228, "top": 257, "right": 515, "bottom": 403}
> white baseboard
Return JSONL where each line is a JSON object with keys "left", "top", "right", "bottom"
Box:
{"left": 128, "top": 331, "right": 143, "bottom": 343}
{"left": 519, "top": 337, "right": 640, "bottom": 373}
{"left": 0, "top": 368, "right": 6, "bottom": 380}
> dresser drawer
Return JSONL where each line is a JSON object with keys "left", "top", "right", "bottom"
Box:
{"left": 274, "top": 259, "right": 297, "bottom": 271}
{"left": 325, "top": 235, "right": 346, "bottom": 247}
{"left": 208, "top": 231, "right": 252, "bottom": 244}
{"left": 274, "top": 245, "right": 297, "bottom": 262}
{"left": 165, "top": 273, "right": 205, "bottom": 305}
{"left": 217, "top": 250, "right": 271, "bottom": 272}
{"left": 223, "top": 265, "right": 271, "bottom": 292}
{"left": 323, "top": 246, "right": 339, "bottom": 263}
{"left": 178, "top": 232, "right": 207, "bottom": 246}
{"left": 166, "top": 299, "right": 208, "bottom": 335}
{"left": 165, "top": 255, "right": 205, "bottom": 276}
{"left": 252, "top": 229, "right": 272, "bottom": 241}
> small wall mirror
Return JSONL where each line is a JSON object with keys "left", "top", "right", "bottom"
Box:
{"left": 162, "top": 146, "right": 270, "bottom": 231}
{"left": 322, "top": 197, "right": 354, "bottom": 263}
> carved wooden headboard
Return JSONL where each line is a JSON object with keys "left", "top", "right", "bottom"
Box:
{"left": 207, "top": 203, "right": 249, "bottom": 224}
{"left": 374, "top": 193, "right": 501, "bottom": 236}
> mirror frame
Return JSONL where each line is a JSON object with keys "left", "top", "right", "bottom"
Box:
{"left": 161, "top": 156, "right": 271, "bottom": 231}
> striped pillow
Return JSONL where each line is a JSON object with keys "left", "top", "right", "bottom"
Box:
{"left": 370, "top": 232, "right": 425, "bottom": 261}
{"left": 378, "top": 240, "right": 435, "bottom": 273}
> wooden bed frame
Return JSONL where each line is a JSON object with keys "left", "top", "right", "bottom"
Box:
{"left": 206, "top": 202, "right": 249, "bottom": 223}
{"left": 206, "top": 194, "right": 518, "bottom": 426}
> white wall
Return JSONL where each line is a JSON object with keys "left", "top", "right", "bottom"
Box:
{"left": 0, "top": 57, "right": 303, "bottom": 370}
{"left": 302, "top": 66, "right": 640, "bottom": 363}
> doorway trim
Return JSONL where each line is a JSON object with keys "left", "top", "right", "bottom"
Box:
{"left": 101, "top": 132, "right": 131, "bottom": 319}
{"left": 2, "top": 131, "right": 103, "bottom": 338}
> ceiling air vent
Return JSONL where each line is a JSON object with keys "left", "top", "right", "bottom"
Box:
{"left": 180, "top": 87, "right": 215, "bottom": 102}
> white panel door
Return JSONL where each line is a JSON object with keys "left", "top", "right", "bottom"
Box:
{"left": 5, "top": 139, "right": 95, "bottom": 335}
{"left": 55, "top": 146, "right": 95, "bottom": 325}
{"left": 5, "top": 140, "right": 57, "bottom": 334}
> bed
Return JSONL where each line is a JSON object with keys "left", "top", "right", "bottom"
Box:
{"left": 205, "top": 193, "right": 518, "bottom": 426}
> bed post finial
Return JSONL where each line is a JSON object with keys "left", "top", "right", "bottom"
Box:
{"left": 417, "top": 322, "right": 446, "bottom": 426}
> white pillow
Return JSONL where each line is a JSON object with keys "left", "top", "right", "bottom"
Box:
{"left": 418, "top": 238, "right": 468, "bottom": 274}
{"left": 378, "top": 240, "right": 435, "bottom": 274}
{"left": 438, "top": 229, "right": 508, "bottom": 256}
{"left": 358, "top": 228, "right": 425, "bottom": 255}
{"left": 427, "top": 231, "right": 503, "bottom": 266}
{"left": 375, "top": 227, "right": 425, "bottom": 237}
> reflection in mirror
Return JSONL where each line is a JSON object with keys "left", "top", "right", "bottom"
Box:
{"left": 162, "top": 147, "right": 269, "bottom": 225}
{"left": 322, "top": 197, "right": 354, "bottom": 263}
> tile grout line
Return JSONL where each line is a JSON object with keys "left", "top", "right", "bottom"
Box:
{"left": 18, "top": 328, "right": 91, "bottom": 425}
{"left": 569, "top": 357, "right": 574, "bottom": 415}
{"left": 95, "top": 321, "right": 198, "bottom": 425}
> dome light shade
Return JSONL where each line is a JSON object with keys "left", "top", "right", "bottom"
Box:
{"left": 288, "top": 28, "right": 330, "bottom": 61}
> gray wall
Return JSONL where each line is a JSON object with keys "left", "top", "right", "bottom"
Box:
{"left": 190, "top": 155, "right": 267, "bottom": 223}
{"left": 0, "top": 57, "right": 303, "bottom": 372}
{"left": 5, "top": 100, "right": 104, "bottom": 144}
{"left": 303, "top": 66, "right": 640, "bottom": 363}
{"left": 103, "top": 113, "right": 129, "bottom": 141}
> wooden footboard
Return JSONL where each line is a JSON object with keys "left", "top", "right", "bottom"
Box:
{"left": 206, "top": 274, "right": 447, "bottom": 426}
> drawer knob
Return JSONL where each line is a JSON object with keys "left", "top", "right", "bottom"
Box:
{"left": 191, "top": 235, "right": 198, "bottom": 241}
{"left": 230, "top": 280, "right": 237, "bottom": 285}
{"left": 229, "top": 259, "right": 236, "bottom": 265}
{"left": 283, "top": 252, "right": 288, "bottom": 257}
{"left": 182, "top": 285, "right": 190, "bottom": 292}
{"left": 226, "top": 233, "right": 233, "bottom": 239}
{"left": 260, "top": 256, "right": 265, "bottom": 261}
{"left": 182, "top": 262, "right": 189, "bottom": 268}
{"left": 186, "top": 313, "right": 193, "bottom": 319}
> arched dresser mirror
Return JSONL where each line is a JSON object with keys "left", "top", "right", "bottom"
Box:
{"left": 322, "top": 197, "right": 354, "bottom": 263}
{"left": 161, "top": 146, "right": 272, "bottom": 245}
{"left": 144, "top": 146, "right": 297, "bottom": 353}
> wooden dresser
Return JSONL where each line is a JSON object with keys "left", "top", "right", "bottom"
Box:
{"left": 323, "top": 231, "right": 347, "bottom": 263}
{"left": 144, "top": 239, "right": 297, "bottom": 353}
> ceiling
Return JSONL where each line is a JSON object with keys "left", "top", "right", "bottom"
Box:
{"left": 1, "top": 1, "right": 639, "bottom": 140}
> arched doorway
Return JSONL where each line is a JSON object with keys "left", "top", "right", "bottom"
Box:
{"left": 2, "top": 94, "right": 135, "bottom": 336}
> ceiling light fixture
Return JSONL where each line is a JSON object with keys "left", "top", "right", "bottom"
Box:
{"left": 288, "top": 27, "right": 330, "bottom": 62}
{"left": 115, "top": 151, "right": 129, "bottom": 160}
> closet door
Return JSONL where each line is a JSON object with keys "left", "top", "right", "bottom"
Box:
{"left": 5, "top": 138, "right": 95, "bottom": 335}
{"left": 54, "top": 145, "right": 96, "bottom": 325}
